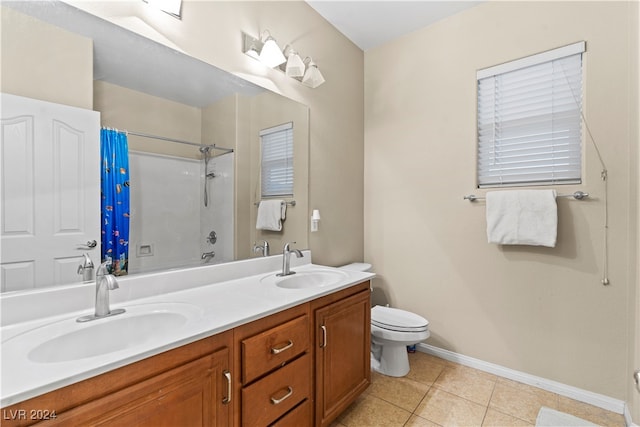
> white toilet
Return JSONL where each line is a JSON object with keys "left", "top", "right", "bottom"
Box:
{"left": 339, "top": 263, "right": 430, "bottom": 377}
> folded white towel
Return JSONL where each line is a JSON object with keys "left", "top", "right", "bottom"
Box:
{"left": 256, "top": 200, "right": 286, "bottom": 231}
{"left": 486, "top": 190, "right": 558, "bottom": 247}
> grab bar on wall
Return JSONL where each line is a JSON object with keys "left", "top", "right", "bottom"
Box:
{"left": 463, "top": 191, "right": 589, "bottom": 202}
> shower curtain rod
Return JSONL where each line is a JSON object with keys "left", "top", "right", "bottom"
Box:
{"left": 103, "top": 127, "right": 234, "bottom": 154}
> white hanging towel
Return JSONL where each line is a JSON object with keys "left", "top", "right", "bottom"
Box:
{"left": 486, "top": 190, "right": 558, "bottom": 247}
{"left": 256, "top": 200, "right": 286, "bottom": 231}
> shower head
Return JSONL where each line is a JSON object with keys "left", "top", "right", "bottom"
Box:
{"left": 199, "top": 146, "right": 211, "bottom": 154}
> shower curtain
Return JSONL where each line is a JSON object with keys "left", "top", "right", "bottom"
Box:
{"left": 100, "top": 128, "right": 130, "bottom": 275}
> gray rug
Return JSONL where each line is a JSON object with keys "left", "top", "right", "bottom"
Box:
{"left": 536, "top": 407, "right": 598, "bottom": 426}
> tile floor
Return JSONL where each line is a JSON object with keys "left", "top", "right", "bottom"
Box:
{"left": 332, "top": 352, "right": 627, "bottom": 427}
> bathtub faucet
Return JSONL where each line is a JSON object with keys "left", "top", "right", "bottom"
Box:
{"left": 201, "top": 251, "right": 215, "bottom": 262}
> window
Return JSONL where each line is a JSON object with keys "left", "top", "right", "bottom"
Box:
{"left": 477, "top": 41, "right": 585, "bottom": 188}
{"left": 260, "top": 122, "right": 294, "bottom": 197}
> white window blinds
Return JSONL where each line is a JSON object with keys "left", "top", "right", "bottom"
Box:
{"left": 260, "top": 122, "right": 294, "bottom": 197}
{"left": 477, "top": 41, "right": 585, "bottom": 188}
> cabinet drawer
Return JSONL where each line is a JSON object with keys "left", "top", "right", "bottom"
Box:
{"left": 270, "top": 399, "right": 312, "bottom": 427}
{"left": 242, "top": 354, "right": 310, "bottom": 426}
{"left": 242, "top": 314, "right": 309, "bottom": 384}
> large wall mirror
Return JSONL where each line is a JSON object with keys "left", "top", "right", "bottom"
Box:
{"left": 1, "top": 1, "right": 309, "bottom": 293}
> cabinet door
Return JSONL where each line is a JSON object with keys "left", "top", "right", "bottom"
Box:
{"left": 45, "top": 347, "right": 232, "bottom": 427}
{"left": 315, "top": 290, "right": 370, "bottom": 427}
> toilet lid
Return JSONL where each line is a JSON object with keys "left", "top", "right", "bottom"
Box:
{"left": 371, "top": 305, "right": 429, "bottom": 332}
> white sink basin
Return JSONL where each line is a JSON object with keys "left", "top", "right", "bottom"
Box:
{"left": 4, "top": 303, "right": 203, "bottom": 364}
{"left": 262, "top": 269, "right": 349, "bottom": 289}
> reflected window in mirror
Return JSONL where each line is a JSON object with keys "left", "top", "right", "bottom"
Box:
{"left": 260, "top": 122, "right": 294, "bottom": 197}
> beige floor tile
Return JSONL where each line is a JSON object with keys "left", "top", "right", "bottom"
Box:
{"left": 433, "top": 364, "right": 497, "bottom": 405}
{"left": 495, "top": 377, "right": 559, "bottom": 404}
{"left": 338, "top": 394, "right": 412, "bottom": 427}
{"left": 404, "top": 414, "right": 443, "bottom": 427}
{"left": 489, "top": 381, "right": 559, "bottom": 424}
{"left": 368, "top": 371, "right": 431, "bottom": 412}
{"left": 406, "top": 352, "right": 449, "bottom": 385}
{"left": 557, "top": 396, "right": 626, "bottom": 427}
{"left": 482, "top": 408, "right": 533, "bottom": 426}
{"left": 414, "top": 387, "right": 487, "bottom": 427}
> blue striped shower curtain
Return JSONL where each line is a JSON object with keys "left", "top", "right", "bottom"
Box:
{"left": 100, "top": 128, "right": 130, "bottom": 275}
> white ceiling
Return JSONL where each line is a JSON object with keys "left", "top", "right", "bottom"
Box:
{"left": 305, "top": 1, "right": 482, "bottom": 51}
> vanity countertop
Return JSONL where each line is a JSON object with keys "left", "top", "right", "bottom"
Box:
{"left": 0, "top": 253, "right": 374, "bottom": 407}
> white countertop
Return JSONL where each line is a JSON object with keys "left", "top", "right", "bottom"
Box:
{"left": 0, "top": 253, "right": 374, "bottom": 407}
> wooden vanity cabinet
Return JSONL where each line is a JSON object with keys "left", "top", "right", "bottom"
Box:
{"left": 1, "top": 331, "right": 233, "bottom": 427}
{"left": 232, "top": 303, "right": 312, "bottom": 427}
{"left": 2, "top": 280, "right": 371, "bottom": 427}
{"left": 311, "top": 281, "right": 371, "bottom": 427}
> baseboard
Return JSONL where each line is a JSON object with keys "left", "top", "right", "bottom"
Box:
{"left": 624, "top": 404, "right": 639, "bottom": 427}
{"left": 417, "top": 343, "right": 626, "bottom": 415}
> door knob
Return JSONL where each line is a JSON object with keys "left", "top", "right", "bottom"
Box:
{"left": 634, "top": 369, "right": 640, "bottom": 386}
{"left": 77, "top": 240, "right": 97, "bottom": 249}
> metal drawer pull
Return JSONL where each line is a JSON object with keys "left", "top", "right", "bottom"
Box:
{"left": 320, "top": 325, "right": 327, "bottom": 348}
{"left": 271, "top": 340, "right": 294, "bottom": 354}
{"left": 222, "top": 370, "right": 231, "bottom": 404}
{"left": 270, "top": 387, "right": 293, "bottom": 405}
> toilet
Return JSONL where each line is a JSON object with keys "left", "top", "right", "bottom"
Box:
{"left": 339, "top": 263, "right": 430, "bottom": 377}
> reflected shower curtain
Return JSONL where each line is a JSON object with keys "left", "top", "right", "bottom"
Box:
{"left": 101, "top": 128, "right": 130, "bottom": 275}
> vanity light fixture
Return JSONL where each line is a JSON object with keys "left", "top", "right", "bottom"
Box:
{"left": 242, "top": 32, "right": 326, "bottom": 88}
{"left": 260, "top": 32, "right": 287, "bottom": 68}
{"left": 242, "top": 31, "right": 286, "bottom": 68}
{"left": 301, "top": 57, "right": 325, "bottom": 88}
{"left": 284, "top": 47, "right": 305, "bottom": 78}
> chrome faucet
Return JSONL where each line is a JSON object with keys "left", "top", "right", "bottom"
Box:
{"left": 201, "top": 251, "right": 215, "bottom": 262}
{"left": 277, "top": 242, "right": 303, "bottom": 277}
{"left": 77, "top": 261, "right": 125, "bottom": 322}
{"left": 253, "top": 240, "right": 270, "bottom": 257}
{"left": 77, "top": 253, "right": 94, "bottom": 282}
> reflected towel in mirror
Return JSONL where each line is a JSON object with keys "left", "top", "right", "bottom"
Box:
{"left": 256, "top": 200, "right": 286, "bottom": 231}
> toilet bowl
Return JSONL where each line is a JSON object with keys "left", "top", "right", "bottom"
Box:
{"left": 339, "top": 263, "right": 430, "bottom": 377}
{"left": 370, "top": 305, "right": 429, "bottom": 377}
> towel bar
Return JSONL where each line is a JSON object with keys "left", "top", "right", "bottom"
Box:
{"left": 463, "top": 191, "right": 588, "bottom": 202}
{"left": 254, "top": 200, "right": 296, "bottom": 207}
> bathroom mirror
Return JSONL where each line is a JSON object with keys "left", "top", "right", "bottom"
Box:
{"left": 0, "top": 1, "right": 309, "bottom": 292}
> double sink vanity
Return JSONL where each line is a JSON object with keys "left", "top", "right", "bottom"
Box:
{"left": 1, "top": 251, "right": 373, "bottom": 426}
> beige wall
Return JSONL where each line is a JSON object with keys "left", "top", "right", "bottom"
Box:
{"left": 249, "top": 91, "right": 309, "bottom": 256}
{"left": 365, "top": 1, "right": 637, "bottom": 401}
{"left": 0, "top": 6, "right": 93, "bottom": 109}
{"left": 94, "top": 80, "right": 202, "bottom": 159}
{"left": 630, "top": 0, "right": 640, "bottom": 419}
{"left": 70, "top": 0, "right": 365, "bottom": 266}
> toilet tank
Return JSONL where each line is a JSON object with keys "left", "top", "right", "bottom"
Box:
{"left": 339, "top": 263, "right": 391, "bottom": 307}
